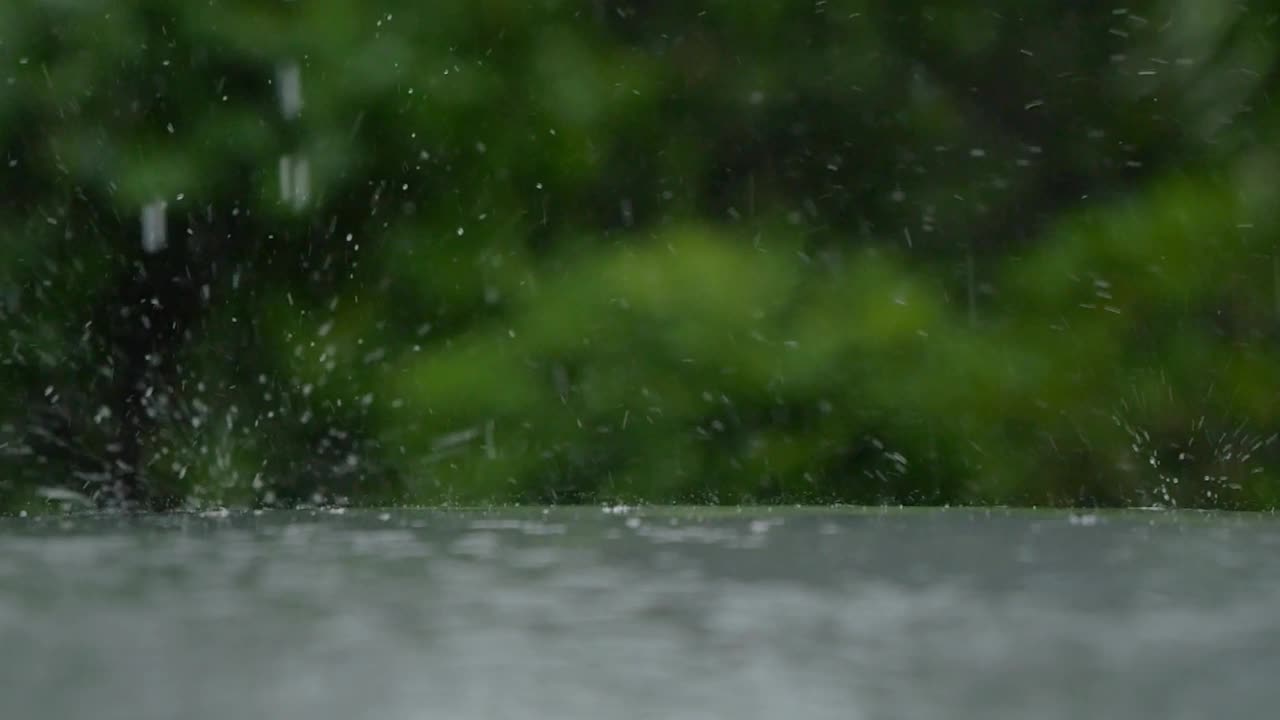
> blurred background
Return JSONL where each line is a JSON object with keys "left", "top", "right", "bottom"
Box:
{"left": 1, "top": 0, "right": 1278, "bottom": 512}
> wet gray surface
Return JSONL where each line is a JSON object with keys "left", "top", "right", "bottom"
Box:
{"left": 1, "top": 507, "right": 1278, "bottom": 719}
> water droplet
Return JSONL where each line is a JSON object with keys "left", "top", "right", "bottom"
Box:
{"left": 140, "top": 199, "right": 167, "bottom": 253}
{"left": 276, "top": 61, "right": 303, "bottom": 120}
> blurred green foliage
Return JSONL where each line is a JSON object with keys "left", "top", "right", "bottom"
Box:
{"left": 2, "top": 0, "right": 1279, "bottom": 511}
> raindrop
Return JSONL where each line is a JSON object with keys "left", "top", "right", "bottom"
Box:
{"left": 276, "top": 61, "right": 303, "bottom": 120}
{"left": 140, "top": 199, "right": 167, "bottom": 254}
{"left": 279, "top": 155, "right": 311, "bottom": 211}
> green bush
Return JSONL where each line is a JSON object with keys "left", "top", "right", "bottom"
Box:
{"left": 2, "top": 1, "right": 1279, "bottom": 511}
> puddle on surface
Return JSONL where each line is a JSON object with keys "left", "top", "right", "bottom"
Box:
{"left": 1, "top": 508, "right": 1278, "bottom": 720}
